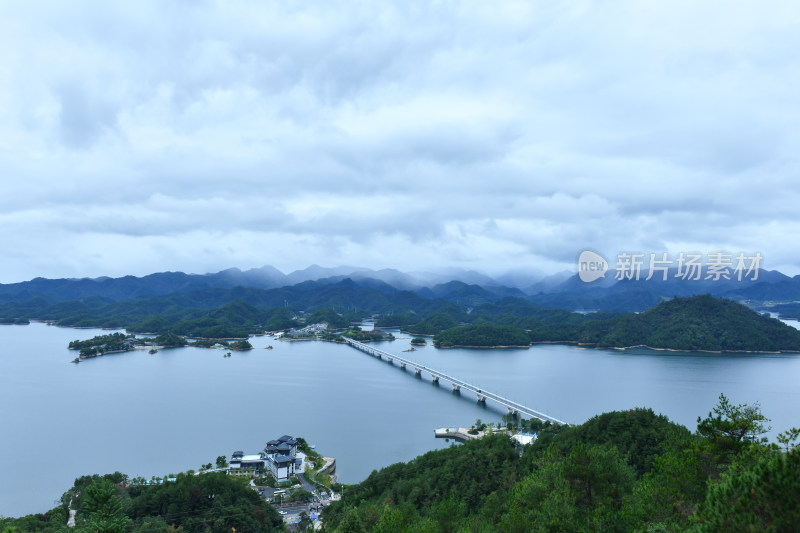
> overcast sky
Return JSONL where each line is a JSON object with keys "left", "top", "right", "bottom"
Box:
{"left": 1, "top": 1, "right": 799, "bottom": 283}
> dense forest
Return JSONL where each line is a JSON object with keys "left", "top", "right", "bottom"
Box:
{"left": 0, "top": 471, "right": 284, "bottom": 532}
{"left": 5, "top": 282, "right": 800, "bottom": 352}
{"left": 321, "top": 396, "right": 800, "bottom": 532}
{"left": 425, "top": 296, "right": 800, "bottom": 351}
{"left": 433, "top": 323, "right": 531, "bottom": 348}
{"left": 593, "top": 295, "right": 800, "bottom": 351}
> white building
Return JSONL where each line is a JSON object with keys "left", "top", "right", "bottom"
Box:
{"left": 264, "top": 435, "right": 304, "bottom": 481}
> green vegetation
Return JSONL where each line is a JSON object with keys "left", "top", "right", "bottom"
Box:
{"left": 375, "top": 312, "right": 419, "bottom": 328}
{"left": 339, "top": 327, "right": 395, "bottom": 342}
{"left": 410, "top": 337, "right": 426, "bottom": 345}
{"left": 0, "top": 317, "right": 29, "bottom": 324}
{"left": 434, "top": 323, "right": 531, "bottom": 348}
{"left": 0, "top": 471, "right": 283, "bottom": 532}
{"left": 594, "top": 295, "right": 800, "bottom": 351}
{"left": 68, "top": 332, "right": 139, "bottom": 358}
{"left": 153, "top": 331, "right": 187, "bottom": 348}
{"left": 404, "top": 311, "right": 458, "bottom": 335}
{"left": 264, "top": 307, "right": 298, "bottom": 331}
{"left": 228, "top": 339, "right": 253, "bottom": 350}
{"left": 58, "top": 294, "right": 800, "bottom": 362}
{"left": 306, "top": 307, "right": 349, "bottom": 328}
{"left": 472, "top": 295, "right": 800, "bottom": 352}
{"left": 321, "top": 395, "right": 800, "bottom": 532}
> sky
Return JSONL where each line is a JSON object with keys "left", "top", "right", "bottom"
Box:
{"left": 1, "top": 1, "right": 799, "bottom": 284}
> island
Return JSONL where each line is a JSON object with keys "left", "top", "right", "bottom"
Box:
{"left": 434, "top": 323, "right": 531, "bottom": 348}
{"left": 69, "top": 332, "right": 252, "bottom": 360}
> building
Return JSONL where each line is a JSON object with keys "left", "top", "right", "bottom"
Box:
{"left": 229, "top": 450, "right": 265, "bottom": 473}
{"left": 264, "top": 434, "right": 303, "bottom": 481}
{"left": 229, "top": 451, "right": 244, "bottom": 471}
{"left": 228, "top": 434, "right": 304, "bottom": 480}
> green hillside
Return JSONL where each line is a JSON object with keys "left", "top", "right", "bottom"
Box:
{"left": 434, "top": 323, "right": 531, "bottom": 348}
{"left": 595, "top": 295, "right": 800, "bottom": 351}
{"left": 321, "top": 397, "right": 799, "bottom": 532}
{"left": 1, "top": 471, "right": 283, "bottom": 532}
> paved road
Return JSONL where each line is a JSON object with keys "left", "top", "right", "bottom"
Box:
{"left": 296, "top": 473, "right": 319, "bottom": 494}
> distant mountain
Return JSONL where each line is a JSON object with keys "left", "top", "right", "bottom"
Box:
{"left": 418, "top": 281, "right": 527, "bottom": 307}
{"left": 2, "top": 264, "right": 799, "bottom": 318}
{"left": 0, "top": 265, "right": 513, "bottom": 303}
{"left": 526, "top": 269, "right": 800, "bottom": 312}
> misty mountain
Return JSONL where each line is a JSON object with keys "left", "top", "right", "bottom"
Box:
{"left": 2, "top": 264, "right": 799, "bottom": 318}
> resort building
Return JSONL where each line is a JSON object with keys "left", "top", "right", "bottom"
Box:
{"left": 229, "top": 434, "right": 305, "bottom": 480}
{"left": 264, "top": 434, "right": 303, "bottom": 481}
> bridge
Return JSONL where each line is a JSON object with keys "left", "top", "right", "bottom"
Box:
{"left": 342, "top": 337, "right": 567, "bottom": 425}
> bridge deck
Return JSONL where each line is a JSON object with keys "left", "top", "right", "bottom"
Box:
{"left": 342, "top": 337, "right": 566, "bottom": 425}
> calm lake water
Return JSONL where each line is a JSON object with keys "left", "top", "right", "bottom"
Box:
{"left": 2, "top": 321, "right": 800, "bottom": 517}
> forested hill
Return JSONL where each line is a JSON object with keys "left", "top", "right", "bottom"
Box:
{"left": 593, "top": 295, "right": 800, "bottom": 351}
{"left": 0, "top": 471, "right": 284, "bottom": 532}
{"left": 320, "top": 398, "right": 800, "bottom": 532}
{"left": 427, "top": 295, "right": 800, "bottom": 352}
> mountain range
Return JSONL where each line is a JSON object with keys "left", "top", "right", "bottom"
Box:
{"left": 1, "top": 264, "right": 797, "bottom": 314}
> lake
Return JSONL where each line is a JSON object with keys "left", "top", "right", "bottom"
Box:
{"left": 2, "top": 321, "right": 800, "bottom": 517}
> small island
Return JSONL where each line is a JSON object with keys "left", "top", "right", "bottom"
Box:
{"left": 434, "top": 324, "right": 531, "bottom": 348}
{"left": 410, "top": 337, "right": 427, "bottom": 346}
{"left": 69, "top": 331, "right": 252, "bottom": 360}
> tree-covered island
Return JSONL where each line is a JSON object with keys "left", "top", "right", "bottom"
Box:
{"left": 69, "top": 332, "right": 252, "bottom": 359}
{"left": 434, "top": 323, "right": 531, "bottom": 348}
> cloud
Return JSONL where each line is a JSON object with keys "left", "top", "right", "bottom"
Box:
{"left": 1, "top": 1, "right": 799, "bottom": 282}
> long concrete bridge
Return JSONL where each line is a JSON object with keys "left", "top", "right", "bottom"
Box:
{"left": 342, "top": 337, "right": 567, "bottom": 425}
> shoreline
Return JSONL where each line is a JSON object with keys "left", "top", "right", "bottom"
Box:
{"left": 531, "top": 340, "right": 792, "bottom": 355}
{"left": 437, "top": 344, "right": 531, "bottom": 349}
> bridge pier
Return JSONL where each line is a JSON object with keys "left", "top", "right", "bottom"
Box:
{"left": 400, "top": 362, "right": 406, "bottom": 370}
{"left": 452, "top": 384, "right": 460, "bottom": 392}
{"left": 415, "top": 368, "right": 421, "bottom": 376}
{"left": 387, "top": 357, "right": 393, "bottom": 364}
{"left": 432, "top": 376, "right": 439, "bottom": 384}
{"left": 477, "top": 394, "right": 486, "bottom": 404}
{"left": 508, "top": 407, "right": 518, "bottom": 416}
